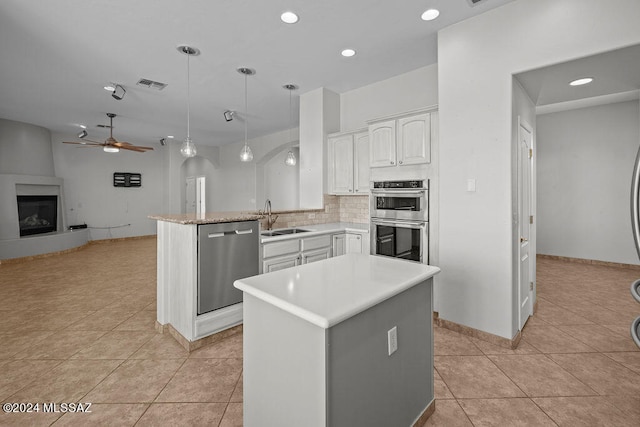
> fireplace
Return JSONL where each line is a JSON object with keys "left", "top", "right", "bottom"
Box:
{"left": 16, "top": 195, "right": 58, "bottom": 236}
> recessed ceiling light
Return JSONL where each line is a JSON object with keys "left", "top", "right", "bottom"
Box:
{"left": 104, "top": 84, "right": 115, "bottom": 91}
{"left": 167, "top": 136, "right": 174, "bottom": 139}
{"left": 341, "top": 48, "right": 356, "bottom": 57}
{"left": 78, "top": 124, "right": 86, "bottom": 129}
{"left": 421, "top": 9, "right": 440, "bottom": 21}
{"left": 569, "top": 77, "right": 594, "bottom": 86}
{"left": 280, "top": 11, "right": 299, "bottom": 24}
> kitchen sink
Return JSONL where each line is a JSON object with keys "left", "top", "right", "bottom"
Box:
{"left": 261, "top": 228, "right": 311, "bottom": 236}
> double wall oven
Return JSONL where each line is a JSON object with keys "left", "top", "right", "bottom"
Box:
{"left": 370, "top": 180, "right": 429, "bottom": 264}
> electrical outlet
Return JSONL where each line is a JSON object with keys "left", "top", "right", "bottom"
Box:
{"left": 388, "top": 326, "right": 398, "bottom": 356}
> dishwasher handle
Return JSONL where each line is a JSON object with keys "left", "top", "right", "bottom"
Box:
{"left": 207, "top": 228, "right": 254, "bottom": 238}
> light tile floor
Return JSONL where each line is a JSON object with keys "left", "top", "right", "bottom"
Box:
{"left": 0, "top": 238, "right": 638, "bottom": 426}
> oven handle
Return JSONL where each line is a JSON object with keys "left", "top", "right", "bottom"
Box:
{"left": 371, "top": 218, "right": 427, "bottom": 229}
{"left": 371, "top": 190, "right": 426, "bottom": 197}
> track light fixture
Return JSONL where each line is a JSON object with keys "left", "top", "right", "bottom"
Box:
{"left": 224, "top": 110, "right": 235, "bottom": 122}
{"left": 160, "top": 138, "right": 166, "bottom": 146}
{"left": 111, "top": 84, "right": 126, "bottom": 100}
{"left": 78, "top": 130, "right": 88, "bottom": 139}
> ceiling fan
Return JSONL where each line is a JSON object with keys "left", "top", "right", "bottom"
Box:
{"left": 63, "top": 113, "right": 154, "bottom": 153}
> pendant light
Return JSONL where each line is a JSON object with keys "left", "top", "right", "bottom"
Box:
{"left": 283, "top": 84, "right": 298, "bottom": 166}
{"left": 238, "top": 67, "right": 255, "bottom": 162}
{"left": 178, "top": 45, "right": 200, "bottom": 158}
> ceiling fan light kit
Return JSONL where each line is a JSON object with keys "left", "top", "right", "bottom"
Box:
{"left": 178, "top": 45, "right": 200, "bottom": 158}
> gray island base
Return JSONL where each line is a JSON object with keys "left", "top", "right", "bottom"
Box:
{"left": 235, "top": 253, "right": 441, "bottom": 427}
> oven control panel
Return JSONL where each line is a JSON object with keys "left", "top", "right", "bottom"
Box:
{"left": 372, "top": 180, "right": 425, "bottom": 189}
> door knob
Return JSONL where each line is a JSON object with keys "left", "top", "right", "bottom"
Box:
{"left": 520, "top": 237, "right": 528, "bottom": 243}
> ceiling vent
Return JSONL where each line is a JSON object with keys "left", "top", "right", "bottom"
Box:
{"left": 136, "top": 78, "right": 168, "bottom": 90}
{"left": 467, "top": 0, "right": 487, "bottom": 6}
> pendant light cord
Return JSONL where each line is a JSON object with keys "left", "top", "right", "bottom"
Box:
{"left": 186, "top": 52, "right": 190, "bottom": 139}
{"left": 244, "top": 73, "right": 248, "bottom": 146}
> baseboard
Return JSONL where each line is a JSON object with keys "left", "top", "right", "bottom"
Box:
{"left": 163, "top": 322, "right": 243, "bottom": 352}
{"left": 0, "top": 234, "right": 157, "bottom": 265}
{"left": 537, "top": 254, "right": 640, "bottom": 271}
{"left": 412, "top": 399, "right": 435, "bottom": 427}
{"left": 436, "top": 317, "right": 521, "bottom": 350}
{"left": 0, "top": 243, "right": 90, "bottom": 265}
{"left": 88, "top": 234, "right": 156, "bottom": 245}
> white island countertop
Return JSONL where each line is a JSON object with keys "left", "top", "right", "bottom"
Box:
{"left": 234, "top": 253, "right": 440, "bottom": 328}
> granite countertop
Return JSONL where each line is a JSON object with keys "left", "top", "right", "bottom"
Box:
{"left": 148, "top": 212, "right": 262, "bottom": 224}
{"left": 234, "top": 253, "right": 440, "bottom": 329}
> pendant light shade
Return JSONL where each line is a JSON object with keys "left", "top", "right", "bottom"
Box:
{"left": 238, "top": 67, "right": 255, "bottom": 162}
{"left": 285, "top": 150, "right": 297, "bottom": 166}
{"left": 178, "top": 45, "right": 200, "bottom": 158}
{"left": 283, "top": 84, "right": 298, "bottom": 166}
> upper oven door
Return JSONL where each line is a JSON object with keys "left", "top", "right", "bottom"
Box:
{"left": 370, "top": 189, "right": 428, "bottom": 221}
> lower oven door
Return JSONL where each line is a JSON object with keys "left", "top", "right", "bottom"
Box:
{"left": 370, "top": 218, "right": 428, "bottom": 263}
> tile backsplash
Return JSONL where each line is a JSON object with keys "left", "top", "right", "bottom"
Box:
{"left": 260, "top": 194, "right": 369, "bottom": 230}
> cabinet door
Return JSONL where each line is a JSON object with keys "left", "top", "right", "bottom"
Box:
{"left": 263, "top": 254, "right": 300, "bottom": 273}
{"left": 369, "top": 120, "right": 397, "bottom": 168}
{"left": 302, "top": 247, "right": 331, "bottom": 264}
{"left": 397, "top": 113, "right": 430, "bottom": 165}
{"left": 353, "top": 132, "right": 370, "bottom": 194}
{"left": 345, "top": 233, "right": 363, "bottom": 254}
{"left": 328, "top": 135, "right": 354, "bottom": 194}
{"left": 332, "top": 233, "right": 346, "bottom": 257}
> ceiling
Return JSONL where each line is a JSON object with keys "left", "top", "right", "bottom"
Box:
{"left": 0, "top": 0, "right": 515, "bottom": 147}
{"left": 515, "top": 43, "right": 640, "bottom": 114}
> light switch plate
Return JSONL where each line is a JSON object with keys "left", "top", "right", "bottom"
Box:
{"left": 388, "top": 326, "right": 398, "bottom": 356}
{"left": 467, "top": 178, "right": 476, "bottom": 192}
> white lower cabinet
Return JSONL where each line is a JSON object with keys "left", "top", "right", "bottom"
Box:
{"left": 263, "top": 253, "right": 300, "bottom": 273}
{"left": 263, "top": 234, "right": 332, "bottom": 272}
{"left": 302, "top": 247, "right": 331, "bottom": 264}
{"left": 332, "top": 232, "right": 370, "bottom": 256}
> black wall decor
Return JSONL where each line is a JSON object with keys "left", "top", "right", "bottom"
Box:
{"left": 113, "top": 172, "right": 142, "bottom": 187}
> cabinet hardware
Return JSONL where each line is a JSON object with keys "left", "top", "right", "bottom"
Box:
{"left": 399, "top": 160, "right": 403, "bottom": 164}
{"left": 390, "top": 161, "right": 395, "bottom": 165}
{"left": 235, "top": 229, "right": 253, "bottom": 235}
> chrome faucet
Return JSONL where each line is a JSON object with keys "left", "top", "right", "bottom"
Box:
{"left": 263, "top": 199, "right": 278, "bottom": 230}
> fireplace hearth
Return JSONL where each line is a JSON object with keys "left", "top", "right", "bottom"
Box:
{"left": 17, "top": 195, "right": 58, "bottom": 237}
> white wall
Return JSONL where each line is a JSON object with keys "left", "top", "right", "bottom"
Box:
{"left": 537, "top": 100, "right": 640, "bottom": 265}
{"left": 437, "top": 0, "right": 640, "bottom": 339}
{"left": 51, "top": 132, "right": 164, "bottom": 240}
{"left": 340, "top": 64, "right": 438, "bottom": 131}
{"left": 210, "top": 127, "right": 300, "bottom": 212}
{"left": 0, "top": 118, "right": 54, "bottom": 176}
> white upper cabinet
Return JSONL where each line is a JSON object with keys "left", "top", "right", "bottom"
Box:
{"left": 353, "top": 131, "right": 370, "bottom": 193}
{"left": 369, "top": 110, "right": 432, "bottom": 168}
{"left": 369, "top": 120, "right": 397, "bottom": 167}
{"left": 328, "top": 129, "right": 370, "bottom": 195}
{"left": 397, "top": 113, "right": 431, "bottom": 165}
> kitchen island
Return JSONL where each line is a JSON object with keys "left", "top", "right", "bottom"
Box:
{"left": 235, "top": 253, "right": 440, "bottom": 427}
{"left": 150, "top": 212, "right": 261, "bottom": 350}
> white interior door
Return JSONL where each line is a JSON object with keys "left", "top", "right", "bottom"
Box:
{"left": 185, "top": 177, "right": 196, "bottom": 214}
{"left": 196, "top": 176, "right": 206, "bottom": 214}
{"left": 518, "top": 120, "right": 533, "bottom": 329}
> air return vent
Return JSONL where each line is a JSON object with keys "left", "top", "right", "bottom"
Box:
{"left": 136, "top": 78, "right": 168, "bottom": 90}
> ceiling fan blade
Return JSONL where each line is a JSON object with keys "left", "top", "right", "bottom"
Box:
{"left": 62, "top": 141, "right": 103, "bottom": 146}
{"left": 113, "top": 142, "right": 154, "bottom": 150}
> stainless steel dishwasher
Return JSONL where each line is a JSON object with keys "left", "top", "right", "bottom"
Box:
{"left": 197, "top": 220, "right": 259, "bottom": 315}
